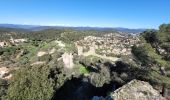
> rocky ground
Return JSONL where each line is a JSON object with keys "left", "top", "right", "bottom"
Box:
{"left": 111, "top": 80, "right": 165, "bottom": 100}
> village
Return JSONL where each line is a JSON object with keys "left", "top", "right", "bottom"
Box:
{"left": 75, "top": 32, "right": 140, "bottom": 56}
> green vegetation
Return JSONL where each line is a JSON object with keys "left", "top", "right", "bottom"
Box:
{"left": 64, "top": 43, "right": 76, "bottom": 53}
{"left": 132, "top": 24, "right": 170, "bottom": 86}
{"left": 0, "top": 79, "right": 8, "bottom": 98}
{"left": 78, "top": 64, "right": 89, "bottom": 74}
{"left": 1, "top": 24, "right": 170, "bottom": 99}
{"left": 3, "top": 65, "right": 54, "bottom": 100}
{"left": 79, "top": 55, "right": 102, "bottom": 67}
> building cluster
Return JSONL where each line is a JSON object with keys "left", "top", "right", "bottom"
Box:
{"left": 75, "top": 32, "right": 140, "bottom": 56}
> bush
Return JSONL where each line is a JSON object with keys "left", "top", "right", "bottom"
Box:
{"left": 0, "top": 47, "right": 3, "bottom": 55}
{"left": 78, "top": 64, "right": 89, "bottom": 74}
{"left": 0, "top": 79, "right": 8, "bottom": 99}
{"left": 91, "top": 65, "right": 110, "bottom": 87}
{"left": 38, "top": 54, "right": 52, "bottom": 62}
{"left": 3, "top": 65, "right": 54, "bottom": 100}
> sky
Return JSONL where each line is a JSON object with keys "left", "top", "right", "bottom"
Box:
{"left": 0, "top": 0, "right": 170, "bottom": 29}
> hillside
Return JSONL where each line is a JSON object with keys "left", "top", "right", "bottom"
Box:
{"left": 0, "top": 24, "right": 169, "bottom": 100}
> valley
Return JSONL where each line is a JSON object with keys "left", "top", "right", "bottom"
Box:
{"left": 0, "top": 24, "right": 170, "bottom": 100}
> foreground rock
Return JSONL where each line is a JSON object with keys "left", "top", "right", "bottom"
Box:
{"left": 110, "top": 79, "right": 165, "bottom": 100}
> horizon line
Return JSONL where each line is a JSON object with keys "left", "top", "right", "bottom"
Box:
{"left": 0, "top": 23, "right": 155, "bottom": 30}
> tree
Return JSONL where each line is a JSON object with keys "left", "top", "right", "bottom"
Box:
{"left": 159, "top": 24, "right": 170, "bottom": 32}
{"left": 0, "top": 79, "right": 8, "bottom": 99}
{"left": 142, "top": 30, "right": 158, "bottom": 43}
{"left": 3, "top": 65, "right": 54, "bottom": 100}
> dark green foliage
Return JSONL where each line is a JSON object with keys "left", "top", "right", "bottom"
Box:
{"left": 0, "top": 47, "right": 3, "bottom": 55}
{"left": 1, "top": 46, "right": 20, "bottom": 61}
{"left": 25, "top": 29, "right": 64, "bottom": 42}
{"left": 0, "top": 27, "right": 30, "bottom": 41}
{"left": 3, "top": 65, "right": 55, "bottom": 100}
{"left": 3, "top": 46, "right": 18, "bottom": 55}
{"left": 38, "top": 54, "right": 52, "bottom": 62}
{"left": 159, "top": 24, "right": 170, "bottom": 32}
{"left": 132, "top": 44, "right": 154, "bottom": 66}
{"left": 156, "top": 24, "right": 170, "bottom": 54}
{"left": 91, "top": 65, "right": 111, "bottom": 87}
{"left": 142, "top": 30, "right": 158, "bottom": 43}
{"left": 18, "top": 57, "right": 29, "bottom": 65}
{"left": 132, "top": 24, "right": 170, "bottom": 86}
{"left": 0, "top": 79, "right": 8, "bottom": 99}
{"left": 30, "top": 40, "right": 41, "bottom": 47}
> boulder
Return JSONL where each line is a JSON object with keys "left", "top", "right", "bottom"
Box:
{"left": 110, "top": 79, "right": 166, "bottom": 100}
{"left": 37, "top": 51, "right": 47, "bottom": 57}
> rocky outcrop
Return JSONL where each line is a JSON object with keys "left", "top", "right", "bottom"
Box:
{"left": 0, "top": 42, "right": 5, "bottom": 47}
{"left": 110, "top": 79, "right": 166, "bottom": 100}
{"left": 10, "top": 37, "right": 27, "bottom": 45}
{"left": 0, "top": 67, "right": 12, "bottom": 80}
{"left": 37, "top": 51, "right": 47, "bottom": 57}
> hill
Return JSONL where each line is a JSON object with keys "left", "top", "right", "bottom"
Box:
{"left": 0, "top": 24, "right": 146, "bottom": 33}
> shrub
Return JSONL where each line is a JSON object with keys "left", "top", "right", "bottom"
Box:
{"left": 0, "top": 47, "right": 3, "bottom": 55}
{"left": 3, "top": 65, "right": 54, "bottom": 100}
{"left": 91, "top": 65, "right": 110, "bottom": 87}
{"left": 78, "top": 64, "right": 89, "bottom": 74}
{"left": 38, "top": 54, "right": 52, "bottom": 62}
{"left": 0, "top": 79, "right": 8, "bottom": 99}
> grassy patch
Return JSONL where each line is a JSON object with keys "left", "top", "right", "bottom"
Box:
{"left": 78, "top": 64, "right": 89, "bottom": 74}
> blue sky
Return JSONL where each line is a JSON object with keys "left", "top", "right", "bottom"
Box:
{"left": 0, "top": 0, "right": 170, "bottom": 28}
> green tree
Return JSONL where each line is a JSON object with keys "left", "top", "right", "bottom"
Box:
{"left": 142, "top": 30, "right": 158, "bottom": 43}
{"left": 3, "top": 65, "right": 54, "bottom": 100}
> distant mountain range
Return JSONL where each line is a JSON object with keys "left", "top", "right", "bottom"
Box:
{"left": 0, "top": 24, "right": 146, "bottom": 33}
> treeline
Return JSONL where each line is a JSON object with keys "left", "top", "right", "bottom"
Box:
{"left": 0, "top": 27, "right": 116, "bottom": 42}
{"left": 0, "top": 27, "right": 30, "bottom": 40}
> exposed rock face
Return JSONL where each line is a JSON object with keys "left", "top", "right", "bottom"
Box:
{"left": 31, "top": 61, "right": 46, "bottom": 66}
{"left": 37, "top": 51, "right": 47, "bottom": 57}
{"left": 111, "top": 79, "right": 166, "bottom": 100}
{"left": 13, "top": 39, "right": 27, "bottom": 43}
{"left": 55, "top": 40, "right": 65, "bottom": 47}
{"left": 0, "top": 67, "right": 12, "bottom": 80}
{"left": 10, "top": 37, "right": 27, "bottom": 45}
{"left": 0, "top": 42, "right": 7, "bottom": 47}
{"left": 62, "top": 53, "right": 74, "bottom": 69}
